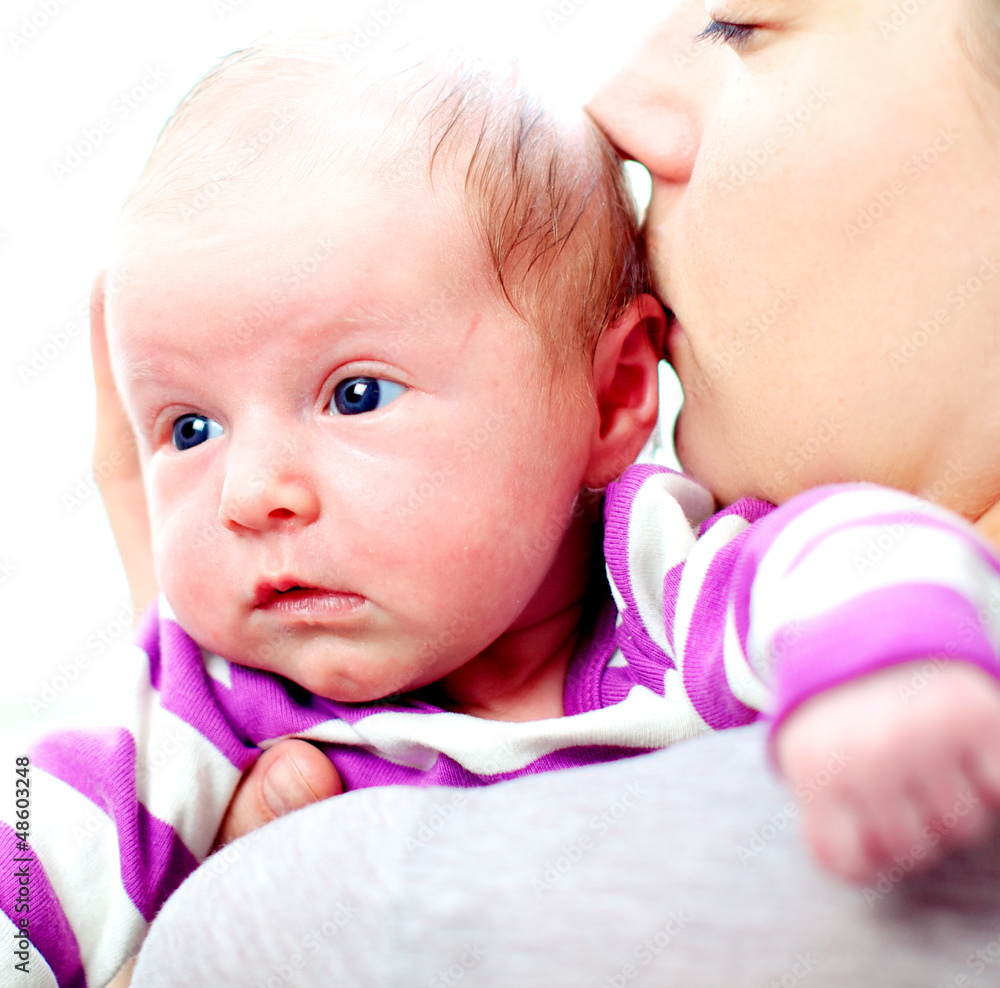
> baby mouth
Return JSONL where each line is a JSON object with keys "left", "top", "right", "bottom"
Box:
{"left": 254, "top": 583, "right": 366, "bottom": 619}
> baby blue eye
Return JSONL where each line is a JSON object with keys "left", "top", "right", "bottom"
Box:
{"left": 173, "top": 414, "right": 223, "bottom": 451}
{"left": 329, "top": 377, "right": 406, "bottom": 415}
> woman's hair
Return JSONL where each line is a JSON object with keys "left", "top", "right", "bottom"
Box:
{"left": 122, "top": 31, "right": 650, "bottom": 362}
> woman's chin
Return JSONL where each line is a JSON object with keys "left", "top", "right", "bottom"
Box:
{"left": 674, "top": 410, "right": 748, "bottom": 508}
{"left": 673, "top": 409, "right": 711, "bottom": 484}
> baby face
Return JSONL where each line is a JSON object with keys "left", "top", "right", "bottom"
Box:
{"left": 107, "top": 174, "right": 597, "bottom": 702}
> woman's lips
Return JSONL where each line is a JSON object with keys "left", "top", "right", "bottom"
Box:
{"left": 255, "top": 586, "right": 365, "bottom": 620}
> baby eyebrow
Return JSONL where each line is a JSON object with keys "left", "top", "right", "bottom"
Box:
{"left": 336, "top": 280, "right": 467, "bottom": 329}
{"left": 116, "top": 354, "right": 158, "bottom": 383}
{"left": 335, "top": 301, "right": 433, "bottom": 333}
{"left": 111, "top": 351, "right": 192, "bottom": 429}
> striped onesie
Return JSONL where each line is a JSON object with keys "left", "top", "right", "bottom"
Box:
{"left": 4, "top": 465, "right": 1000, "bottom": 987}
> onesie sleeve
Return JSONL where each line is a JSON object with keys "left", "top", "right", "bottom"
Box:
{"left": 731, "top": 483, "right": 1000, "bottom": 736}
{"left": 603, "top": 465, "right": 774, "bottom": 731}
{"left": 0, "top": 598, "right": 260, "bottom": 988}
{"left": 604, "top": 469, "right": 1000, "bottom": 741}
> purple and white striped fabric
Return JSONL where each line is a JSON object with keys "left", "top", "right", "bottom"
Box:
{"left": 4, "top": 466, "right": 999, "bottom": 986}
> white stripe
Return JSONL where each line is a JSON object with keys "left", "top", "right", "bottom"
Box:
{"left": 274, "top": 684, "right": 710, "bottom": 775}
{"left": 626, "top": 473, "right": 713, "bottom": 660}
{"left": 986, "top": 588, "right": 1000, "bottom": 653}
{"left": 203, "top": 651, "right": 233, "bottom": 689}
{"left": 659, "top": 470, "right": 718, "bottom": 530}
{"left": 606, "top": 561, "right": 628, "bottom": 617}
{"left": 723, "top": 602, "right": 771, "bottom": 714}
{"left": 158, "top": 594, "right": 177, "bottom": 623}
{"left": 661, "top": 668, "right": 711, "bottom": 736}
{"left": 260, "top": 717, "right": 367, "bottom": 752}
{"left": 72, "top": 632, "right": 240, "bottom": 863}
{"left": 0, "top": 912, "right": 58, "bottom": 988}
{"left": 750, "top": 517, "right": 1000, "bottom": 661}
{"left": 673, "top": 513, "right": 751, "bottom": 676}
{"left": 607, "top": 649, "right": 628, "bottom": 669}
{"left": 0, "top": 769, "right": 146, "bottom": 988}
{"left": 133, "top": 699, "right": 242, "bottom": 862}
{"left": 751, "top": 488, "right": 963, "bottom": 600}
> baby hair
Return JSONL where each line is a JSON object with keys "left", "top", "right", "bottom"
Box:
{"left": 121, "top": 28, "right": 651, "bottom": 363}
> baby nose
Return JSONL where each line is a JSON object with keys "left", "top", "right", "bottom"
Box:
{"left": 219, "top": 441, "right": 320, "bottom": 532}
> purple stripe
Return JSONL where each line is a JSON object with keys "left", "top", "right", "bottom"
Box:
{"left": 155, "top": 619, "right": 261, "bottom": 770}
{"left": 137, "top": 600, "right": 259, "bottom": 768}
{"left": 605, "top": 467, "right": 700, "bottom": 687}
{"left": 663, "top": 559, "right": 684, "bottom": 625}
{"left": 598, "top": 666, "right": 640, "bottom": 707}
{"left": 30, "top": 729, "right": 199, "bottom": 923}
{"left": 678, "top": 526, "right": 760, "bottom": 730}
{"left": 135, "top": 600, "right": 162, "bottom": 690}
{"left": 731, "top": 488, "right": 853, "bottom": 674}
{"left": 696, "top": 496, "right": 774, "bottom": 538}
{"left": 769, "top": 583, "right": 1000, "bottom": 736}
{"left": 604, "top": 465, "right": 693, "bottom": 619}
{"left": 223, "top": 661, "right": 481, "bottom": 737}
{"left": 565, "top": 596, "right": 618, "bottom": 715}
{"left": 1, "top": 825, "right": 86, "bottom": 988}
{"left": 603, "top": 466, "right": 666, "bottom": 619}
{"left": 611, "top": 608, "right": 675, "bottom": 698}
{"left": 144, "top": 601, "right": 330, "bottom": 766}
{"left": 220, "top": 661, "right": 356, "bottom": 738}
{"left": 736, "top": 484, "right": 864, "bottom": 543}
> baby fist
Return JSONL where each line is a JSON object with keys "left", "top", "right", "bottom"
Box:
{"left": 776, "top": 661, "right": 1000, "bottom": 885}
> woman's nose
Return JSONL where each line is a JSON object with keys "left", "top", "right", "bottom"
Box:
{"left": 587, "top": 6, "right": 720, "bottom": 185}
{"left": 219, "top": 437, "right": 321, "bottom": 533}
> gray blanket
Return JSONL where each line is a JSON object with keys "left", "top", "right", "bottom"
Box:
{"left": 132, "top": 724, "right": 1000, "bottom": 987}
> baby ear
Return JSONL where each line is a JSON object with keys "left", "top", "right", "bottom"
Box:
{"left": 582, "top": 293, "right": 666, "bottom": 489}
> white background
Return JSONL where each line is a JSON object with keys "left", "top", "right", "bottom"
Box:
{"left": 0, "top": 0, "right": 681, "bottom": 733}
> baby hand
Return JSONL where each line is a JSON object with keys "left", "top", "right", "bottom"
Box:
{"left": 775, "top": 661, "right": 1000, "bottom": 884}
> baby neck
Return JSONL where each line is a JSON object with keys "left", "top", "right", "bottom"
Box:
{"left": 423, "top": 498, "right": 605, "bottom": 722}
{"left": 434, "top": 599, "right": 588, "bottom": 721}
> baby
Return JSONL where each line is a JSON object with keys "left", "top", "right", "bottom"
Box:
{"left": 6, "top": 32, "right": 1000, "bottom": 987}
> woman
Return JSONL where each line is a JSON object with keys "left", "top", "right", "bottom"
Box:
{"left": 111, "top": 0, "right": 1000, "bottom": 982}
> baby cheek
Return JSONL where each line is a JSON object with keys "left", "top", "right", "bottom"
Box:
{"left": 148, "top": 455, "right": 227, "bottom": 569}
{"left": 152, "top": 502, "right": 234, "bottom": 640}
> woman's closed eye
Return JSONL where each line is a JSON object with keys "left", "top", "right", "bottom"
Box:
{"left": 172, "top": 414, "right": 223, "bottom": 451}
{"left": 328, "top": 377, "right": 407, "bottom": 416}
{"left": 694, "top": 20, "right": 758, "bottom": 51}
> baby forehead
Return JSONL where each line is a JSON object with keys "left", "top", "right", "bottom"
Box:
{"left": 114, "top": 163, "right": 478, "bottom": 292}
{"left": 122, "top": 59, "right": 456, "bottom": 223}
{"left": 107, "top": 204, "right": 490, "bottom": 353}
{"left": 121, "top": 41, "right": 597, "bottom": 231}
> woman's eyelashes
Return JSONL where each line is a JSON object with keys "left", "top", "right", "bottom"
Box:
{"left": 328, "top": 377, "right": 406, "bottom": 416}
{"left": 172, "top": 414, "right": 223, "bottom": 451}
{"left": 695, "top": 19, "right": 758, "bottom": 50}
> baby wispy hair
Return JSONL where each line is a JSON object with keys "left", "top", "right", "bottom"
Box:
{"left": 121, "top": 28, "right": 651, "bottom": 362}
